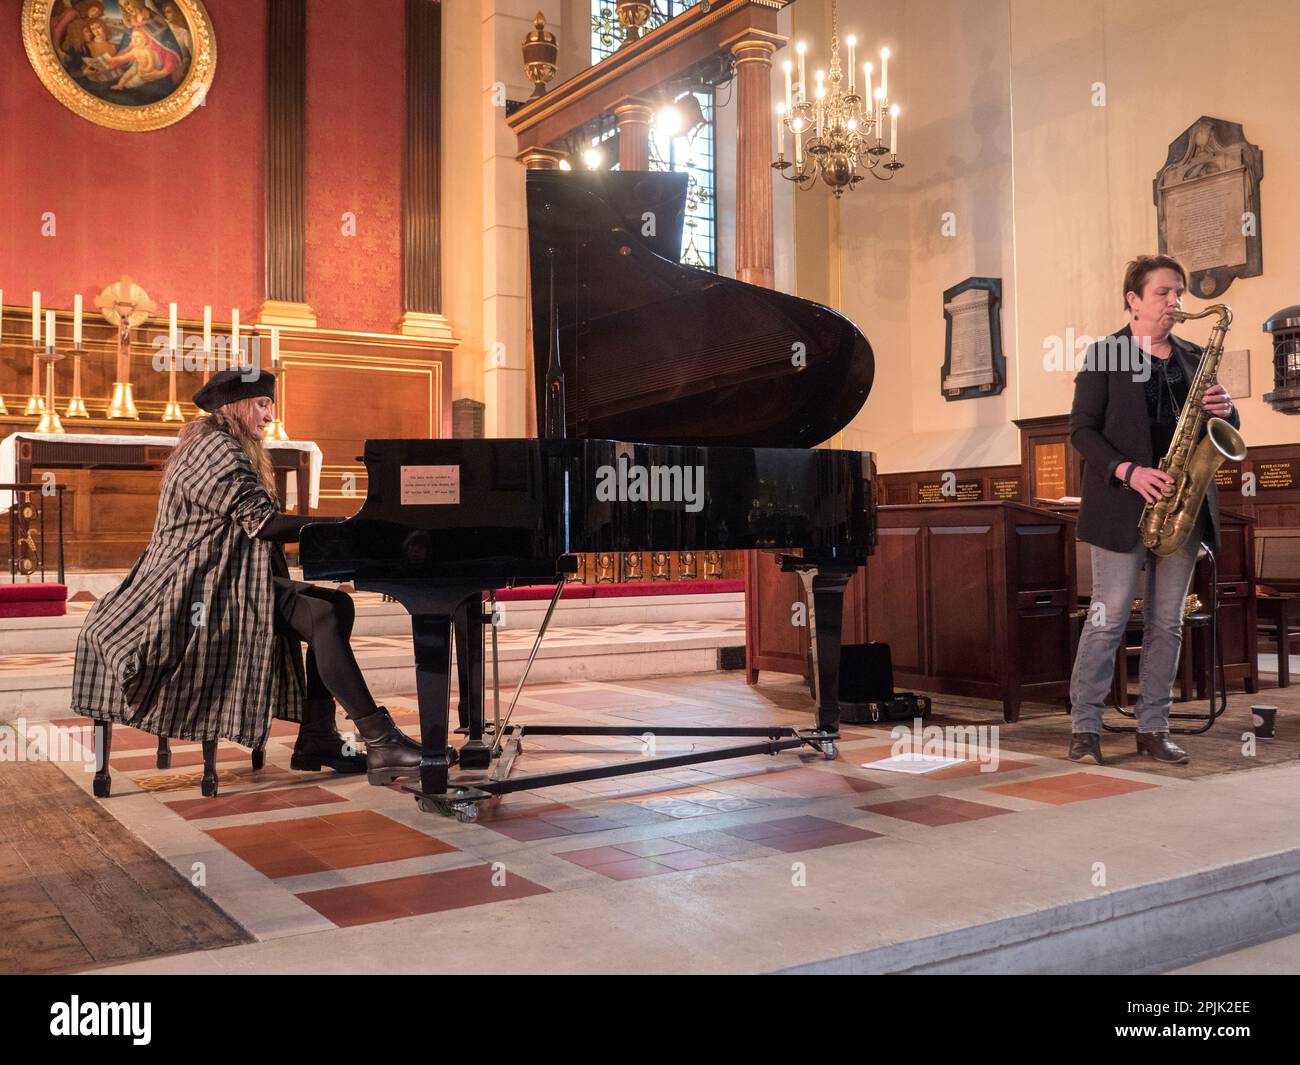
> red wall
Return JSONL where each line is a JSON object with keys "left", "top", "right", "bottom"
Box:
{"left": 1, "top": 0, "right": 406, "bottom": 333}
{"left": 306, "top": 0, "right": 404, "bottom": 332}
{"left": 0, "top": 0, "right": 266, "bottom": 323}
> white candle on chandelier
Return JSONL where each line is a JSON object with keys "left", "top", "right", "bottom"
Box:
{"left": 776, "top": 103, "right": 786, "bottom": 158}
{"left": 73, "top": 293, "right": 82, "bottom": 347}
{"left": 45, "top": 309, "right": 55, "bottom": 353}
{"left": 890, "top": 104, "right": 900, "bottom": 155}
{"left": 783, "top": 60, "right": 793, "bottom": 113}
{"left": 815, "top": 85, "right": 825, "bottom": 138}
{"left": 874, "top": 87, "right": 886, "bottom": 142}
{"left": 32, "top": 291, "right": 40, "bottom": 347}
{"left": 881, "top": 47, "right": 890, "bottom": 100}
{"left": 796, "top": 41, "right": 807, "bottom": 104}
{"left": 169, "top": 302, "right": 178, "bottom": 353}
{"left": 793, "top": 118, "right": 804, "bottom": 167}
{"left": 846, "top": 35, "right": 856, "bottom": 93}
{"left": 863, "top": 62, "right": 873, "bottom": 112}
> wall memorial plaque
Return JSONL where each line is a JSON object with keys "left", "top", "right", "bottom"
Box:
{"left": 1155, "top": 116, "right": 1263, "bottom": 299}
{"left": 991, "top": 478, "right": 1022, "bottom": 501}
{"left": 1033, "top": 441, "right": 1067, "bottom": 500}
{"left": 1257, "top": 460, "right": 1298, "bottom": 492}
{"left": 941, "top": 277, "right": 1005, "bottom": 400}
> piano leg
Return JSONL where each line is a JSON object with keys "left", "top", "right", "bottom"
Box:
{"left": 457, "top": 601, "right": 492, "bottom": 770}
{"left": 795, "top": 566, "right": 855, "bottom": 739}
{"left": 410, "top": 612, "right": 455, "bottom": 798}
{"left": 454, "top": 605, "right": 471, "bottom": 731}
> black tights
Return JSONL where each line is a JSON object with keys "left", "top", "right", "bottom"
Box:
{"left": 272, "top": 578, "right": 379, "bottom": 721}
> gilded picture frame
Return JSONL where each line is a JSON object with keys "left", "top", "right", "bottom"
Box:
{"left": 22, "top": 0, "right": 216, "bottom": 132}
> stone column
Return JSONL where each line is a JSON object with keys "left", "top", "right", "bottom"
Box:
{"left": 614, "top": 98, "right": 654, "bottom": 171}
{"left": 728, "top": 33, "right": 780, "bottom": 289}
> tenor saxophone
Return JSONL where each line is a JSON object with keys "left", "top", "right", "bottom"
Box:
{"left": 1138, "top": 304, "right": 1247, "bottom": 556}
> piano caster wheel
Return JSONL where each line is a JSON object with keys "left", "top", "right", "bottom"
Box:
{"left": 415, "top": 796, "right": 480, "bottom": 823}
{"left": 821, "top": 741, "right": 838, "bottom": 761}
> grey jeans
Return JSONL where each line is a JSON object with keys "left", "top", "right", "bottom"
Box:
{"left": 1070, "top": 535, "right": 1201, "bottom": 734}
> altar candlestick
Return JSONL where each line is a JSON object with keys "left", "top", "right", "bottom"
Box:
{"left": 169, "top": 302, "right": 178, "bottom": 353}
{"left": 45, "top": 310, "right": 55, "bottom": 352}
{"left": 271, "top": 326, "right": 281, "bottom": 368}
{"left": 230, "top": 308, "right": 240, "bottom": 366}
{"left": 203, "top": 305, "right": 211, "bottom": 350}
{"left": 32, "top": 292, "right": 40, "bottom": 347}
{"left": 73, "top": 294, "right": 82, "bottom": 346}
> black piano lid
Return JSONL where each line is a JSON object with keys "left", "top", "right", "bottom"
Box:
{"left": 527, "top": 171, "right": 875, "bottom": 450}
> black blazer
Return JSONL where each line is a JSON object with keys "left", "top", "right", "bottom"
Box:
{"left": 1069, "top": 324, "right": 1241, "bottom": 553}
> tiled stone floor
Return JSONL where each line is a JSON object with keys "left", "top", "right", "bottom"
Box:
{"left": 23, "top": 668, "right": 1300, "bottom": 973}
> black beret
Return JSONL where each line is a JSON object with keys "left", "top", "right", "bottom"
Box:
{"left": 192, "top": 368, "right": 277, "bottom": 412}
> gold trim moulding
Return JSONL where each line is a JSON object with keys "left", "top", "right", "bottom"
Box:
{"left": 398, "top": 312, "right": 456, "bottom": 341}
{"left": 257, "top": 300, "right": 319, "bottom": 329}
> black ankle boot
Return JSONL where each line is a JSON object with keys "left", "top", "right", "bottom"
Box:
{"left": 351, "top": 707, "right": 429, "bottom": 785}
{"left": 1068, "top": 732, "right": 1103, "bottom": 764}
{"left": 1136, "top": 731, "right": 1189, "bottom": 764}
{"left": 290, "top": 698, "right": 367, "bottom": 774}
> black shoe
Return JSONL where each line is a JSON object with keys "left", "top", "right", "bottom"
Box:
{"left": 1136, "top": 731, "right": 1189, "bottom": 764}
{"left": 352, "top": 706, "right": 427, "bottom": 785}
{"left": 1068, "top": 732, "right": 1103, "bottom": 764}
{"left": 290, "top": 699, "right": 367, "bottom": 774}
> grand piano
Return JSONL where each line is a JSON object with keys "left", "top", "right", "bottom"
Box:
{"left": 301, "top": 171, "right": 877, "bottom": 820}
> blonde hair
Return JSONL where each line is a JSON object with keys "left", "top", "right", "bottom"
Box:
{"left": 165, "top": 398, "right": 279, "bottom": 503}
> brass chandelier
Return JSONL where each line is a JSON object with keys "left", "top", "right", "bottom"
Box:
{"left": 773, "top": 1, "right": 904, "bottom": 196}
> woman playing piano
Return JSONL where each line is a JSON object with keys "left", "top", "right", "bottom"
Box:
{"left": 71, "top": 369, "right": 424, "bottom": 784}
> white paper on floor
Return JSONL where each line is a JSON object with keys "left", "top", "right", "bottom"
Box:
{"left": 863, "top": 753, "right": 966, "bottom": 774}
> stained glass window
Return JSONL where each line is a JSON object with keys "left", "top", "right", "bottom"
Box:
{"left": 588, "top": 3, "right": 715, "bottom": 272}
{"left": 590, "top": 1, "right": 703, "bottom": 64}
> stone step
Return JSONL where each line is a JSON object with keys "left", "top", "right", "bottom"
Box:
{"left": 0, "top": 590, "right": 743, "bottom": 655}
{"left": 0, "top": 620, "right": 746, "bottom": 724}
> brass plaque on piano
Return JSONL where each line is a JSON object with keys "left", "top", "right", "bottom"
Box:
{"left": 400, "top": 465, "right": 460, "bottom": 505}
{"left": 992, "top": 478, "right": 1022, "bottom": 500}
{"left": 1257, "top": 460, "right": 1298, "bottom": 491}
{"left": 1034, "top": 442, "right": 1068, "bottom": 499}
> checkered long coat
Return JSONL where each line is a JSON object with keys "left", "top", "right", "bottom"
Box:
{"left": 71, "top": 426, "right": 304, "bottom": 747}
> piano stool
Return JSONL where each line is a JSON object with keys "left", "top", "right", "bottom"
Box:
{"left": 91, "top": 721, "right": 264, "bottom": 799}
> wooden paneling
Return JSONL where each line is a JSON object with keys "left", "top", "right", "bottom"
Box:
{"left": 878, "top": 464, "right": 1022, "bottom": 506}
{"left": 927, "top": 525, "right": 997, "bottom": 682}
{"left": 744, "top": 550, "right": 807, "bottom": 683}
{"left": 868, "top": 502, "right": 1077, "bottom": 721}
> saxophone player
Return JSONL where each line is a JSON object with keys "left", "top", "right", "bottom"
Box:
{"left": 1067, "top": 255, "right": 1239, "bottom": 765}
